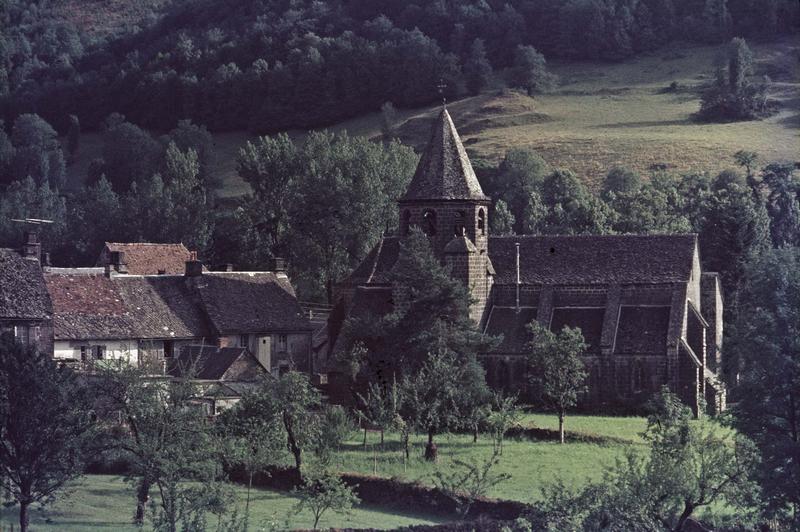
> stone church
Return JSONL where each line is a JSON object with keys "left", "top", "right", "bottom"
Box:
{"left": 324, "top": 108, "right": 725, "bottom": 415}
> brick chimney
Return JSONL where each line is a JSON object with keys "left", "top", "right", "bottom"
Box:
{"left": 269, "top": 257, "right": 287, "bottom": 272}
{"left": 110, "top": 250, "right": 128, "bottom": 274}
{"left": 185, "top": 251, "right": 203, "bottom": 277}
{"left": 22, "top": 230, "right": 41, "bottom": 262}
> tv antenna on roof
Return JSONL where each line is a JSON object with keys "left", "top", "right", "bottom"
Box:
{"left": 10, "top": 218, "right": 54, "bottom": 225}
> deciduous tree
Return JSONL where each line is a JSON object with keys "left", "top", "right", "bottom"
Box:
{"left": 0, "top": 335, "right": 95, "bottom": 532}
{"left": 727, "top": 248, "right": 800, "bottom": 524}
{"left": 526, "top": 322, "right": 588, "bottom": 444}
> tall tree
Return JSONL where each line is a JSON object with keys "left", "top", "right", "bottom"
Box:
{"left": 288, "top": 132, "right": 416, "bottom": 301}
{"left": 401, "top": 349, "right": 469, "bottom": 461}
{"left": 9, "top": 113, "right": 65, "bottom": 188}
{"left": 526, "top": 322, "right": 588, "bottom": 444}
{"left": 762, "top": 162, "right": 800, "bottom": 248}
{"left": 464, "top": 38, "right": 493, "bottom": 95}
{"left": 272, "top": 371, "right": 322, "bottom": 476}
{"left": 217, "top": 384, "right": 284, "bottom": 530}
{"left": 537, "top": 169, "right": 611, "bottom": 234}
{"left": 66, "top": 114, "right": 80, "bottom": 164}
{"left": 101, "top": 120, "right": 162, "bottom": 192}
{"left": 727, "top": 248, "right": 800, "bottom": 523}
{"left": 66, "top": 176, "right": 123, "bottom": 264}
{"left": 0, "top": 335, "right": 95, "bottom": 532}
{"left": 94, "top": 363, "right": 222, "bottom": 528}
{"left": 235, "top": 133, "right": 299, "bottom": 260}
{"left": 0, "top": 176, "right": 68, "bottom": 256}
{"left": 485, "top": 147, "right": 550, "bottom": 234}
{"left": 507, "top": 45, "right": 556, "bottom": 95}
{"left": 345, "top": 228, "right": 496, "bottom": 376}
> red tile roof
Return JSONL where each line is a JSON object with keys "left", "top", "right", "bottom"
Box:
{"left": 97, "top": 242, "right": 202, "bottom": 275}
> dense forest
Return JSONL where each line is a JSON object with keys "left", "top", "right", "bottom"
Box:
{"left": 1, "top": 0, "right": 798, "bottom": 133}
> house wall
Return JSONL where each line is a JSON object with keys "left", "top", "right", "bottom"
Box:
{"left": 0, "top": 320, "right": 53, "bottom": 355}
{"left": 53, "top": 339, "right": 138, "bottom": 364}
{"left": 227, "top": 332, "right": 312, "bottom": 373}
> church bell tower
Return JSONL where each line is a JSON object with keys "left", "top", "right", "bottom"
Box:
{"left": 397, "top": 108, "right": 493, "bottom": 324}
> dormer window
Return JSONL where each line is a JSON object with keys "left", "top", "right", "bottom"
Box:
{"left": 422, "top": 209, "right": 437, "bottom": 236}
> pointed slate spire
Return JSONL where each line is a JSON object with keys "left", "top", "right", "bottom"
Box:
{"left": 400, "top": 109, "right": 489, "bottom": 202}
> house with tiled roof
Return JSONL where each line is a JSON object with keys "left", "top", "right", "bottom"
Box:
{"left": 96, "top": 242, "right": 205, "bottom": 275}
{"left": 168, "top": 345, "right": 269, "bottom": 415}
{"left": 0, "top": 232, "right": 53, "bottom": 353}
{"left": 44, "top": 255, "right": 313, "bottom": 375}
{"left": 327, "top": 108, "right": 725, "bottom": 415}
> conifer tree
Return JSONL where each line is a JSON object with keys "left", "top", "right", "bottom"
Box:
{"left": 464, "top": 39, "right": 493, "bottom": 95}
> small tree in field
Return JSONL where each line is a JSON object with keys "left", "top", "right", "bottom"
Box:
{"left": 432, "top": 448, "right": 511, "bottom": 518}
{"left": 217, "top": 385, "right": 284, "bottom": 530}
{"left": 0, "top": 335, "right": 95, "bottom": 532}
{"left": 356, "top": 380, "right": 398, "bottom": 448}
{"left": 401, "top": 349, "right": 464, "bottom": 461}
{"left": 293, "top": 469, "right": 360, "bottom": 530}
{"left": 486, "top": 392, "right": 521, "bottom": 454}
{"left": 526, "top": 322, "right": 588, "bottom": 444}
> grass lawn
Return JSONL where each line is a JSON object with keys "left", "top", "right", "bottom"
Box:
{"left": 0, "top": 475, "right": 446, "bottom": 531}
{"left": 329, "top": 414, "right": 649, "bottom": 503}
{"left": 520, "top": 412, "right": 648, "bottom": 443}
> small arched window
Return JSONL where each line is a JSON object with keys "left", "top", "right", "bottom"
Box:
{"left": 454, "top": 210, "right": 465, "bottom": 236}
{"left": 422, "top": 209, "right": 437, "bottom": 236}
{"left": 478, "top": 209, "right": 486, "bottom": 235}
{"left": 402, "top": 210, "right": 411, "bottom": 235}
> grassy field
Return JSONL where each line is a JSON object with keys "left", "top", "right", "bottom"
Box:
{"left": 0, "top": 415, "right": 734, "bottom": 529}
{"left": 0, "top": 475, "right": 445, "bottom": 531}
{"left": 63, "top": 39, "right": 799, "bottom": 198}
{"left": 329, "top": 413, "right": 648, "bottom": 503}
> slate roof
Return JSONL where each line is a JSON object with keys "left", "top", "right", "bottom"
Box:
{"left": 550, "top": 307, "right": 605, "bottom": 353}
{"left": 115, "top": 277, "right": 212, "bottom": 338}
{"left": 343, "top": 236, "right": 400, "bottom": 286}
{"left": 169, "top": 346, "right": 249, "bottom": 380}
{"left": 489, "top": 235, "right": 697, "bottom": 285}
{"left": 344, "top": 234, "right": 697, "bottom": 288}
{"left": 484, "top": 306, "right": 538, "bottom": 353}
{"left": 45, "top": 271, "right": 309, "bottom": 340}
{"left": 192, "top": 273, "right": 311, "bottom": 334}
{"left": 98, "top": 243, "right": 201, "bottom": 275}
{"left": 0, "top": 248, "right": 53, "bottom": 320}
{"left": 44, "top": 274, "right": 134, "bottom": 339}
{"left": 400, "top": 109, "right": 489, "bottom": 202}
{"left": 614, "top": 306, "right": 671, "bottom": 354}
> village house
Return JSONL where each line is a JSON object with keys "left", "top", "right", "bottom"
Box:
{"left": 325, "top": 108, "right": 725, "bottom": 415}
{"left": 42, "top": 249, "right": 313, "bottom": 376}
{"left": 96, "top": 242, "right": 204, "bottom": 275}
{"left": 168, "top": 345, "right": 270, "bottom": 416}
{"left": 0, "top": 231, "right": 53, "bottom": 353}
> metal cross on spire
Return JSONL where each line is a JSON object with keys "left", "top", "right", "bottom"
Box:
{"left": 437, "top": 78, "right": 447, "bottom": 109}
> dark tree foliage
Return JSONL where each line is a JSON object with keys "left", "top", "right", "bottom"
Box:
{"left": 340, "top": 228, "right": 498, "bottom": 380}
{"left": 0, "top": 335, "right": 94, "bottom": 532}
{"left": 727, "top": 248, "right": 800, "bottom": 524}
{"left": 2, "top": 0, "right": 796, "bottom": 133}
{"left": 464, "top": 38, "right": 493, "bottom": 95}
{"left": 697, "top": 37, "right": 772, "bottom": 122}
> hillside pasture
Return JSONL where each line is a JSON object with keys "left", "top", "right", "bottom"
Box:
{"left": 63, "top": 39, "right": 798, "bottom": 197}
